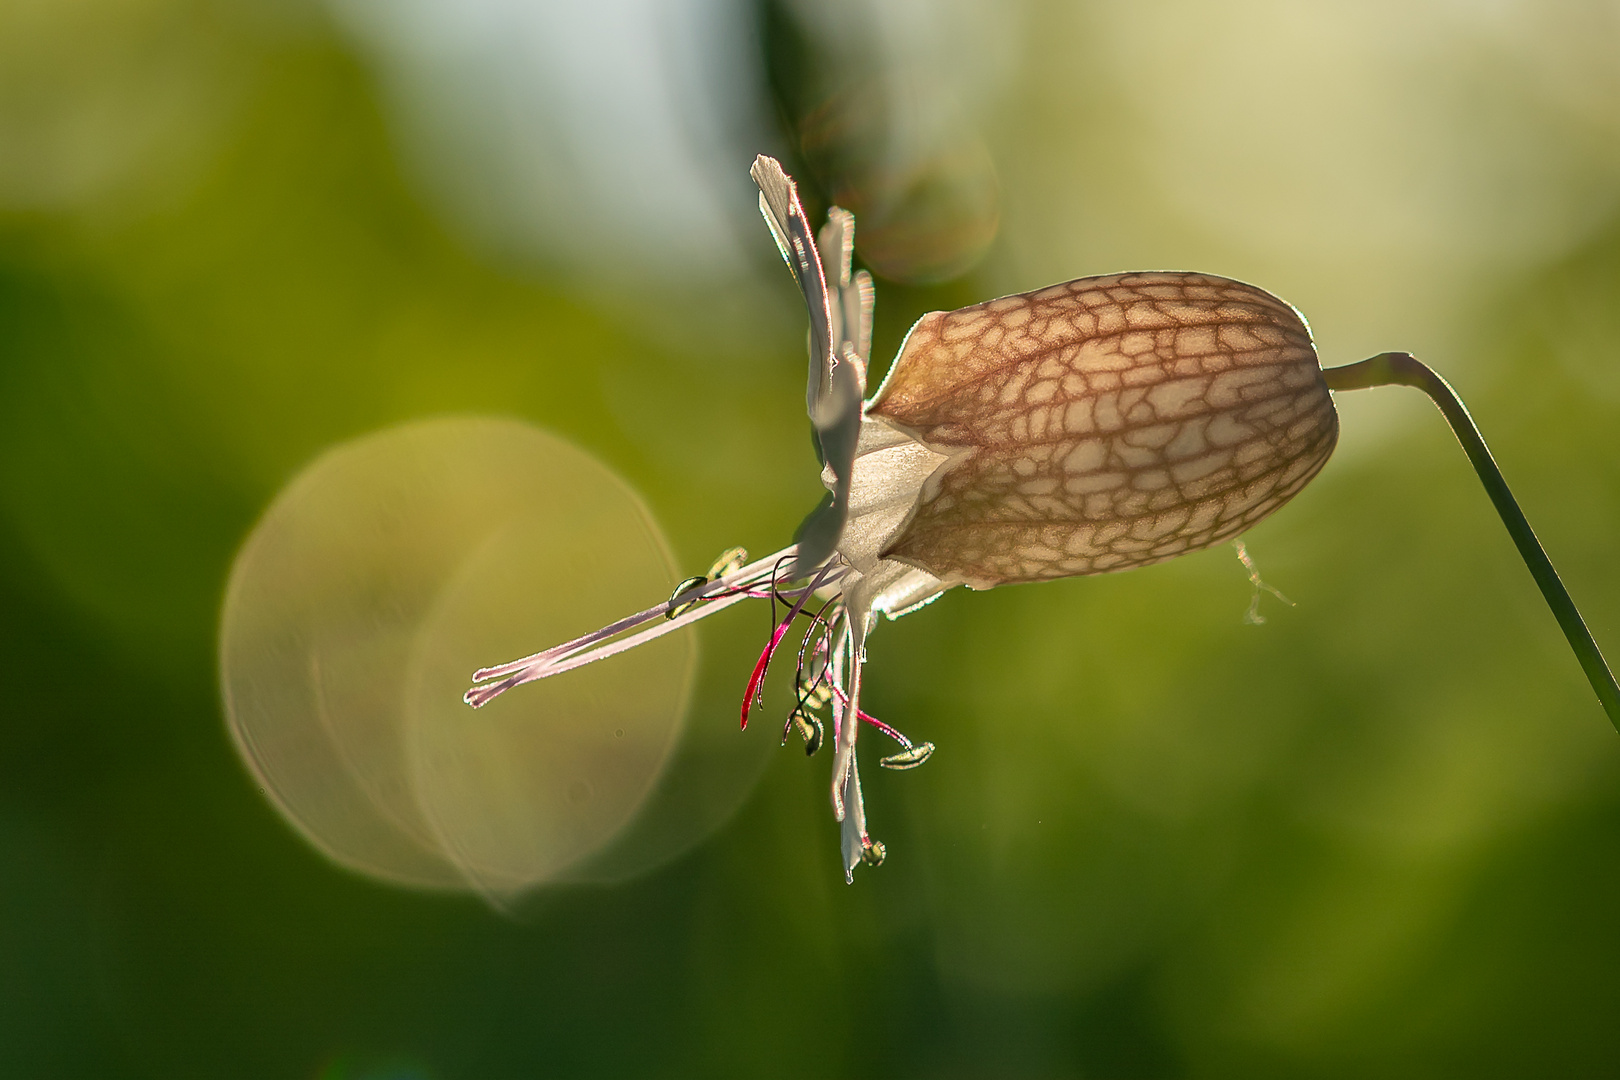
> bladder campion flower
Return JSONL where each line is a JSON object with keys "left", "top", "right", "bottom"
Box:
{"left": 465, "top": 155, "right": 1620, "bottom": 882}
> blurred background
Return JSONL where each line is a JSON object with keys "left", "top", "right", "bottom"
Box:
{"left": 4, "top": 0, "right": 1620, "bottom": 1076}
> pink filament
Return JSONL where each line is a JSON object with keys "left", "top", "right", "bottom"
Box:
{"left": 739, "top": 564, "right": 837, "bottom": 730}
{"left": 829, "top": 682, "right": 909, "bottom": 746}
{"left": 740, "top": 620, "right": 794, "bottom": 731}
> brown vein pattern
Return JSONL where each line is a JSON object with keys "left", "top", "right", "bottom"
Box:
{"left": 868, "top": 272, "right": 1338, "bottom": 587}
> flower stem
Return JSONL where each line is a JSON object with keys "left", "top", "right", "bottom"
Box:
{"left": 1322, "top": 352, "right": 1620, "bottom": 733}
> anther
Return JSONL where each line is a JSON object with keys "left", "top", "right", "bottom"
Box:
{"left": 880, "top": 742, "right": 935, "bottom": 770}
{"left": 706, "top": 546, "right": 748, "bottom": 580}
{"left": 665, "top": 576, "right": 708, "bottom": 619}
{"left": 792, "top": 710, "right": 824, "bottom": 756}
{"left": 667, "top": 547, "right": 752, "bottom": 620}
{"left": 860, "top": 839, "right": 886, "bottom": 866}
{"left": 798, "top": 671, "right": 832, "bottom": 711}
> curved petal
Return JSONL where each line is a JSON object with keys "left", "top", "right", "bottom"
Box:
{"left": 752, "top": 156, "right": 867, "bottom": 576}
{"left": 750, "top": 155, "right": 834, "bottom": 422}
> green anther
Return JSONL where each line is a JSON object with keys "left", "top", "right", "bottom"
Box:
{"left": 705, "top": 546, "right": 748, "bottom": 580}
{"left": 880, "top": 742, "right": 935, "bottom": 771}
{"left": 798, "top": 674, "right": 832, "bottom": 711}
{"left": 792, "top": 711, "right": 824, "bottom": 756}
{"left": 665, "top": 576, "right": 708, "bottom": 620}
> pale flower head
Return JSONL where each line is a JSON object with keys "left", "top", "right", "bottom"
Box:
{"left": 465, "top": 156, "right": 1341, "bottom": 881}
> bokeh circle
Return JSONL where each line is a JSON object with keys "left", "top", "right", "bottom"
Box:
{"left": 219, "top": 416, "right": 695, "bottom": 898}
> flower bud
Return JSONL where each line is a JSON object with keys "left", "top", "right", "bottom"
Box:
{"left": 868, "top": 272, "right": 1337, "bottom": 587}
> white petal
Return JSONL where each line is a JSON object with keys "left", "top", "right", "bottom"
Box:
{"left": 868, "top": 561, "right": 952, "bottom": 618}
{"left": 748, "top": 156, "right": 835, "bottom": 423}
{"left": 817, "top": 207, "right": 855, "bottom": 291}
{"left": 832, "top": 416, "right": 952, "bottom": 575}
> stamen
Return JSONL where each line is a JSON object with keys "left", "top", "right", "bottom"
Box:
{"left": 740, "top": 561, "right": 839, "bottom": 730}
{"left": 880, "top": 743, "right": 935, "bottom": 770}
{"left": 784, "top": 639, "right": 834, "bottom": 753}
{"left": 767, "top": 550, "right": 797, "bottom": 632}
{"left": 665, "top": 576, "right": 708, "bottom": 620}
{"left": 467, "top": 545, "right": 807, "bottom": 708}
{"left": 792, "top": 600, "right": 839, "bottom": 688}
{"left": 780, "top": 595, "right": 842, "bottom": 746}
{"left": 471, "top": 599, "right": 671, "bottom": 683}
{"left": 740, "top": 620, "right": 795, "bottom": 731}
{"left": 852, "top": 707, "right": 907, "bottom": 746}
{"left": 825, "top": 681, "right": 934, "bottom": 770}
{"left": 464, "top": 589, "right": 753, "bottom": 707}
{"left": 705, "top": 546, "right": 748, "bottom": 580}
{"left": 668, "top": 546, "right": 755, "bottom": 620}
{"left": 791, "top": 710, "right": 824, "bottom": 756}
{"left": 801, "top": 679, "right": 832, "bottom": 711}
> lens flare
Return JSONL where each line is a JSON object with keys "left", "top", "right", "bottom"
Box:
{"left": 219, "top": 417, "right": 694, "bottom": 899}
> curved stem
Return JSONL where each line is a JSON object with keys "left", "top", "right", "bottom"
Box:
{"left": 1323, "top": 352, "right": 1620, "bottom": 734}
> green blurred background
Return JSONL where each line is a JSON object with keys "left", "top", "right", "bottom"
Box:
{"left": 5, "top": 0, "right": 1620, "bottom": 1076}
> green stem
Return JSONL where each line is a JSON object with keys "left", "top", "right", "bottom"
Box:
{"left": 1322, "top": 352, "right": 1620, "bottom": 734}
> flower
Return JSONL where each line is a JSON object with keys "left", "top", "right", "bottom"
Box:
{"left": 464, "top": 155, "right": 1340, "bottom": 882}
